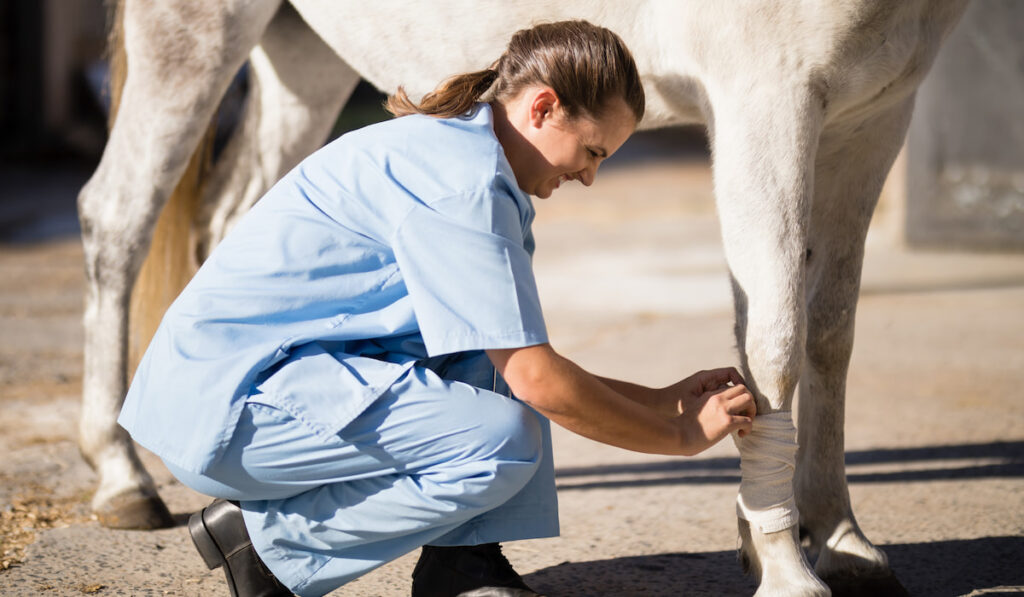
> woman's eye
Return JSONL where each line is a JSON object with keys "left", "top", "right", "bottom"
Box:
{"left": 587, "top": 149, "right": 599, "bottom": 158}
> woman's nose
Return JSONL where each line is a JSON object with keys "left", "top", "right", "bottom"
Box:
{"left": 580, "top": 165, "right": 597, "bottom": 186}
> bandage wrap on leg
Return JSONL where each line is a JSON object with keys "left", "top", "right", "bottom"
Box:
{"left": 734, "top": 411, "right": 799, "bottom": 534}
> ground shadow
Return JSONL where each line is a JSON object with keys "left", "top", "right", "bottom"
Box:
{"left": 525, "top": 549, "right": 756, "bottom": 596}
{"left": 524, "top": 536, "right": 1024, "bottom": 597}
{"left": 554, "top": 440, "right": 1024, "bottom": 491}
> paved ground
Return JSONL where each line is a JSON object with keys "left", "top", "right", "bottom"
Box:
{"left": 1, "top": 153, "right": 1023, "bottom": 596}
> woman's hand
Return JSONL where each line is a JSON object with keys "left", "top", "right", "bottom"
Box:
{"left": 675, "top": 382, "right": 757, "bottom": 455}
{"left": 663, "top": 367, "right": 757, "bottom": 455}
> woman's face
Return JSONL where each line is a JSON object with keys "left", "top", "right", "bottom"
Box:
{"left": 501, "top": 88, "right": 636, "bottom": 199}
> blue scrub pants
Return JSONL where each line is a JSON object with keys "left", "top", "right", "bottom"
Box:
{"left": 164, "top": 355, "right": 558, "bottom": 597}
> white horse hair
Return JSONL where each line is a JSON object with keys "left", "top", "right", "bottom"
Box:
{"left": 77, "top": 1, "right": 966, "bottom": 595}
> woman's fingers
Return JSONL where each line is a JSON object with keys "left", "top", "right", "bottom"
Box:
{"left": 724, "top": 367, "right": 746, "bottom": 387}
{"left": 706, "top": 383, "right": 755, "bottom": 411}
{"left": 719, "top": 384, "right": 755, "bottom": 437}
{"left": 699, "top": 367, "right": 743, "bottom": 391}
{"left": 729, "top": 388, "right": 757, "bottom": 419}
{"left": 702, "top": 383, "right": 756, "bottom": 439}
{"left": 731, "top": 414, "right": 754, "bottom": 438}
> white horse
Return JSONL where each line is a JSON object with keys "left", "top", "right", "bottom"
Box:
{"left": 76, "top": 1, "right": 966, "bottom": 595}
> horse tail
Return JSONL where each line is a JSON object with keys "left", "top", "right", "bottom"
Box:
{"left": 105, "top": 0, "right": 215, "bottom": 371}
{"left": 128, "top": 134, "right": 213, "bottom": 370}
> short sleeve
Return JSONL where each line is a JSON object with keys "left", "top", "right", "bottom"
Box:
{"left": 391, "top": 190, "right": 547, "bottom": 356}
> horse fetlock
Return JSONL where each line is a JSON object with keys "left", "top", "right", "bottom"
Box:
{"left": 90, "top": 451, "right": 173, "bottom": 529}
{"left": 89, "top": 442, "right": 156, "bottom": 499}
{"left": 738, "top": 517, "right": 762, "bottom": 581}
{"left": 82, "top": 408, "right": 176, "bottom": 530}
{"left": 813, "top": 520, "right": 901, "bottom": 593}
{"left": 814, "top": 519, "right": 888, "bottom": 571}
{"left": 740, "top": 518, "right": 832, "bottom": 597}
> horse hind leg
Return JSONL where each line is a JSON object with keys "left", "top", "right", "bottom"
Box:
{"left": 77, "top": 0, "right": 280, "bottom": 528}
{"left": 796, "top": 98, "right": 917, "bottom": 595}
{"left": 129, "top": 4, "right": 357, "bottom": 365}
{"left": 197, "top": 3, "right": 360, "bottom": 257}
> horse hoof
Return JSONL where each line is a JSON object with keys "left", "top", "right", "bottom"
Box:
{"left": 824, "top": 572, "right": 909, "bottom": 597}
{"left": 95, "top": 490, "right": 175, "bottom": 529}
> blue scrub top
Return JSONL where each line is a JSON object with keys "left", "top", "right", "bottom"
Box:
{"left": 119, "top": 104, "right": 549, "bottom": 474}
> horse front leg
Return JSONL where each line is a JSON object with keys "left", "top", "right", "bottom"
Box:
{"left": 796, "top": 99, "right": 917, "bottom": 595}
{"left": 710, "top": 84, "right": 829, "bottom": 596}
{"left": 77, "top": 0, "right": 280, "bottom": 528}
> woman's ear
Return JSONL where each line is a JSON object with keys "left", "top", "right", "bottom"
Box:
{"left": 527, "top": 87, "right": 560, "bottom": 128}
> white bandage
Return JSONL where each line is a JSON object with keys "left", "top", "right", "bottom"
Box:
{"left": 733, "top": 411, "right": 799, "bottom": 534}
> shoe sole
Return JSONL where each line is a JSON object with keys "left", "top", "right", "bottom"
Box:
{"left": 458, "top": 589, "right": 542, "bottom": 597}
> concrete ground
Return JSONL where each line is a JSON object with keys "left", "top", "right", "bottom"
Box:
{"left": 1, "top": 152, "right": 1022, "bottom": 596}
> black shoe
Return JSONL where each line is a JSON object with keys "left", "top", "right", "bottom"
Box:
{"left": 188, "top": 499, "right": 294, "bottom": 597}
{"left": 411, "top": 543, "right": 541, "bottom": 597}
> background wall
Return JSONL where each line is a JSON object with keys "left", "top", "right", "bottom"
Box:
{"left": 905, "top": 0, "right": 1024, "bottom": 250}
{"left": 0, "top": 0, "right": 108, "bottom": 159}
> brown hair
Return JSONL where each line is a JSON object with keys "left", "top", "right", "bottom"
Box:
{"left": 386, "top": 20, "right": 645, "bottom": 124}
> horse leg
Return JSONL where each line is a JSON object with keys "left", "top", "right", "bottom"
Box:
{"left": 710, "top": 85, "right": 829, "bottom": 595}
{"left": 796, "top": 98, "right": 916, "bottom": 595}
{"left": 197, "top": 3, "right": 359, "bottom": 258}
{"left": 77, "top": 0, "right": 280, "bottom": 528}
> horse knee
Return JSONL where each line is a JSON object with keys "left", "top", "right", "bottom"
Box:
{"left": 731, "top": 282, "right": 807, "bottom": 411}
{"left": 742, "top": 327, "right": 805, "bottom": 412}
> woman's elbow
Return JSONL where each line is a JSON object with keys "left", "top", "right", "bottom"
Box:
{"left": 488, "top": 344, "right": 563, "bottom": 411}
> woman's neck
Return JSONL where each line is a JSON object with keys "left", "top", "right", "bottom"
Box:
{"left": 490, "top": 99, "right": 532, "bottom": 187}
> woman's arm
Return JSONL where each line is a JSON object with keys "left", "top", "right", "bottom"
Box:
{"left": 594, "top": 377, "right": 664, "bottom": 412}
{"left": 487, "top": 344, "right": 755, "bottom": 456}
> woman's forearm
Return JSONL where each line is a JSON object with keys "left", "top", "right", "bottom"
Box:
{"left": 595, "top": 376, "right": 675, "bottom": 415}
{"left": 489, "top": 345, "right": 687, "bottom": 455}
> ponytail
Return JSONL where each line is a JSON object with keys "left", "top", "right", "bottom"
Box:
{"left": 385, "top": 21, "right": 644, "bottom": 124}
{"left": 385, "top": 68, "right": 498, "bottom": 118}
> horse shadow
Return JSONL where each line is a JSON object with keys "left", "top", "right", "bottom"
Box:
{"left": 523, "top": 536, "right": 1024, "bottom": 596}
{"left": 552, "top": 440, "right": 1024, "bottom": 491}
{"left": 530, "top": 440, "right": 1024, "bottom": 596}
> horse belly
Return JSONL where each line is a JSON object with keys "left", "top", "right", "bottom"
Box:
{"left": 286, "top": 1, "right": 576, "bottom": 94}
{"left": 285, "top": 0, "right": 707, "bottom": 129}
